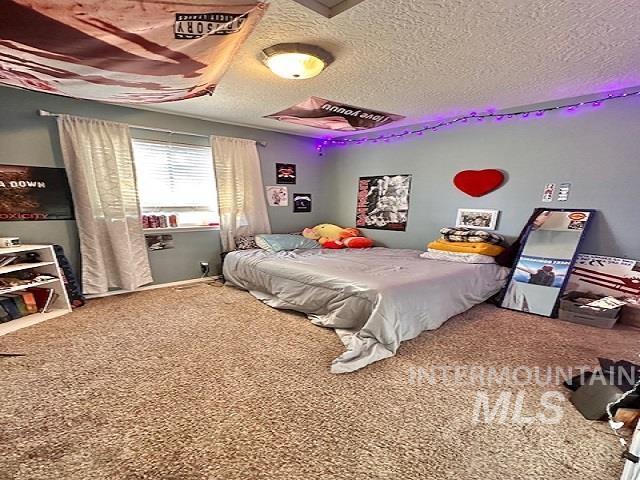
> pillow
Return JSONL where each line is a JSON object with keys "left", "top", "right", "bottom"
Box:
{"left": 421, "top": 249, "right": 496, "bottom": 264}
{"left": 439, "top": 227, "right": 504, "bottom": 245}
{"left": 235, "top": 235, "right": 259, "bottom": 250}
{"left": 343, "top": 237, "right": 374, "bottom": 248}
{"left": 255, "top": 234, "right": 320, "bottom": 252}
{"left": 427, "top": 240, "right": 505, "bottom": 256}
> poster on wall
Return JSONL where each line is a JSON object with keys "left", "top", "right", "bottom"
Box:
{"left": 265, "top": 97, "right": 405, "bottom": 131}
{"left": 541, "top": 183, "right": 555, "bottom": 202}
{"left": 512, "top": 256, "right": 571, "bottom": 288}
{"left": 276, "top": 163, "right": 296, "bottom": 184}
{"left": 500, "top": 209, "right": 594, "bottom": 317}
{"left": 266, "top": 186, "right": 289, "bottom": 206}
{"left": 356, "top": 175, "right": 412, "bottom": 231}
{"left": 0, "top": 164, "right": 74, "bottom": 221}
{"left": 0, "top": 1, "right": 267, "bottom": 103}
{"left": 567, "top": 254, "right": 640, "bottom": 302}
{"left": 293, "top": 193, "right": 312, "bottom": 213}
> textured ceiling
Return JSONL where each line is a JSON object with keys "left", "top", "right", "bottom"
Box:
{"left": 144, "top": 0, "right": 640, "bottom": 137}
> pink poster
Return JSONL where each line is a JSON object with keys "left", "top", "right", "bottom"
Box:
{"left": 0, "top": 1, "right": 266, "bottom": 103}
{"left": 265, "top": 96, "right": 405, "bottom": 131}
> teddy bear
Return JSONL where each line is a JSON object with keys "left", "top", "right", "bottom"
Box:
{"left": 302, "top": 224, "right": 373, "bottom": 249}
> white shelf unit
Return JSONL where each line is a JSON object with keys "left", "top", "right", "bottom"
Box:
{"left": 0, "top": 245, "right": 72, "bottom": 336}
{"left": 0, "top": 261, "right": 55, "bottom": 275}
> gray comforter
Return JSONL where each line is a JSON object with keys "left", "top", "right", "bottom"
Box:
{"left": 223, "top": 248, "right": 509, "bottom": 373}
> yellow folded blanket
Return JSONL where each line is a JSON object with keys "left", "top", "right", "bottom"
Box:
{"left": 427, "top": 239, "right": 505, "bottom": 257}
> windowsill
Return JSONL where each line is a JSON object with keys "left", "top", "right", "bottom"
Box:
{"left": 143, "top": 226, "right": 220, "bottom": 234}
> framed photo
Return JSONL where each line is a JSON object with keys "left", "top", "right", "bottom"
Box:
{"left": 455, "top": 208, "right": 499, "bottom": 230}
{"left": 276, "top": 163, "right": 296, "bottom": 184}
{"left": 293, "top": 193, "right": 311, "bottom": 213}
{"left": 355, "top": 174, "right": 412, "bottom": 231}
{"left": 266, "top": 186, "right": 289, "bottom": 206}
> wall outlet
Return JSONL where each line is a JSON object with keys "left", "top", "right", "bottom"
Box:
{"left": 200, "top": 261, "right": 209, "bottom": 274}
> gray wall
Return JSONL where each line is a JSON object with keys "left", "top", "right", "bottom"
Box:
{"left": 325, "top": 94, "right": 640, "bottom": 260}
{"left": 0, "top": 87, "right": 330, "bottom": 284}
{"left": 2, "top": 84, "right": 638, "bottom": 289}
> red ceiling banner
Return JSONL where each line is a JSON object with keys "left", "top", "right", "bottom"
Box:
{"left": 0, "top": 1, "right": 267, "bottom": 103}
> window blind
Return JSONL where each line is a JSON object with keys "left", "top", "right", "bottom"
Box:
{"left": 131, "top": 139, "right": 219, "bottom": 220}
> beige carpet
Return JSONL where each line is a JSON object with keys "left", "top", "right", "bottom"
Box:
{"left": 1, "top": 284, "right": 638, "bottom": 480}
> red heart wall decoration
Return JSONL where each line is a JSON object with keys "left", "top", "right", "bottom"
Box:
{"left": 453, "top": 169, "right": 505, "bottom": 197}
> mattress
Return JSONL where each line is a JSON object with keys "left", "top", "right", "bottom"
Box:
{"left": 223, "top": 247, "right": 509, "bottom": 373}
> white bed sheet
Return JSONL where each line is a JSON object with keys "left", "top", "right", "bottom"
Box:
{"left": 223, "top": 248, "right": 509, "bottom": 373}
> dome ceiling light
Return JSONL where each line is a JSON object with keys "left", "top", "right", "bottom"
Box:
{"left": 261, "top": 43, "right": 334, "bottom": 80}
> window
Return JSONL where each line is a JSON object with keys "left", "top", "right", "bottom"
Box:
{"left": 131, "top": 139, "right": 219, "bottom": 227}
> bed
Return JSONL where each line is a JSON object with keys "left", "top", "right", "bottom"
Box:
{"left": 223, "top": 247, "right": 509, "bottom": 373}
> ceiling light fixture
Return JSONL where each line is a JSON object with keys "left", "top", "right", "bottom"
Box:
{"left": 261, "top": 43, "right": 334, "bottom": 80}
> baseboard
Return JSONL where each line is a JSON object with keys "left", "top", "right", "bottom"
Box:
{"left": 86, "top": 276, "right": 222, "bottom": 299}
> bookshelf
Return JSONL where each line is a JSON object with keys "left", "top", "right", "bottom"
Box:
{"left": 0, "top": 245, "right": 72, "bottom": 336}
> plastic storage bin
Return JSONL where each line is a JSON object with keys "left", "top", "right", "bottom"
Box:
{"left": 558, "top": 292, "right": 621, "bottom": 329}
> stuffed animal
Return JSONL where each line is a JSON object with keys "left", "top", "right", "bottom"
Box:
{"left": 339, "top": 227, "right": 361, "bottom": 239}
{"left": 302, "top": 224, "right": 373, "bottom": 249}
{"left": 302, "top": 223, "right": 345, "bottom": 244}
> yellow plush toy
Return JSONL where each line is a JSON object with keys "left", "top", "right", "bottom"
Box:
{"left": 302, "top": 224, "right": 373, "bottom": 249}
{"left": 302, "top": 223, "right": 345, "bottom": 245}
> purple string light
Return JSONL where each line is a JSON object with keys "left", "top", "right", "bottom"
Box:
{"left": 315, "top": 90, "right": 640, "bottom": 155}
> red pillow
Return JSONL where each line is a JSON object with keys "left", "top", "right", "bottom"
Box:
{"left": 343, "top": 237, "right": 374, "bottom": 248}
{"left": 322, "top": 240, "right": 345, "bottom": 249}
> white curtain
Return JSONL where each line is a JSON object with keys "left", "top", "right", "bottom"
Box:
{"left": 57, "top": 115, "right": 153, "bottom": 294}
{"left": 212, "top": 136, "right": 271, "bottom": 251}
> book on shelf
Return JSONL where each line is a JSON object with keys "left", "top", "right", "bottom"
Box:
{"left": 0, "top": 304, "right": 11, "bottom": 323}
{"left": 3, "top": 293, "right": 29, "bottom": 316}
{"left": 0, "top": 289, "right": 55, "bottom": 321}
{"left": 16, "top": 291, "right": 38, "bottom": 314}
{"left": 27, "top": 287, "right": 58, "bottom": 313}
{"left": 0, "top": 296, "right": 21, "bottom": 320}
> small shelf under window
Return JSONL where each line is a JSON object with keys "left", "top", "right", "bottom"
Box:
{"left": 143, "top": 226, "right": 219, "bottom": 234}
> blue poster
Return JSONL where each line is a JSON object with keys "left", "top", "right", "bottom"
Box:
{"left": 512, "top": 256, "right": 570, "bottom": 288}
